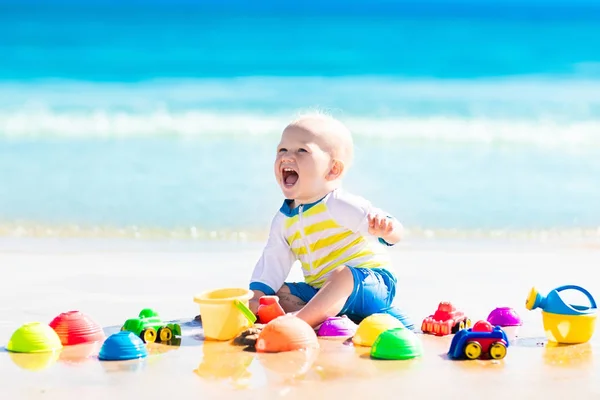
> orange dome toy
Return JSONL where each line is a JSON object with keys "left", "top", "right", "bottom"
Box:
{"left": 255, "top": 315, "right": 319, "bottom": 353}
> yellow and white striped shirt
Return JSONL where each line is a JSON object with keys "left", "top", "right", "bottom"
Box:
{"left": 250, "top": 188, "right": 395, "bottom": 295}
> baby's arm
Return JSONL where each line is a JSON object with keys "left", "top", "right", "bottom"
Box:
{"left": 249, "top": 213, "right": 296, "bottom": 313}
{"left": 327, "top": 190, "right": 404, "bottom": 245}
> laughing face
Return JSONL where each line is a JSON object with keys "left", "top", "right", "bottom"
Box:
{"left": 274, "top": 125, "right": 338, "bottom": 205}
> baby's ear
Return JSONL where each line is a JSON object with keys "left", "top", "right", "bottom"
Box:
{"left": 326, "top": 159, "right": 345, "bottom": 180}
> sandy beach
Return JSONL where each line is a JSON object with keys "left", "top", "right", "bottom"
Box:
{"left": 1, "top": 237, "right": 599, "bottom": 400}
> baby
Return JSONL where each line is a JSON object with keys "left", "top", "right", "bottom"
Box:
{"left": 248, "top": 112, "right": 413, "bottom": 330}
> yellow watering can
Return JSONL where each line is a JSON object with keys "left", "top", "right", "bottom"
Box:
{"left": 526, "top": 285, "right": 597, "bottom": 344}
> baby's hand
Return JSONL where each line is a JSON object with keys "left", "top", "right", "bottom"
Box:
{"left": 368, "top": 213, "right": 395, "bottom": 237}
{"left": 249, "top": 299, "right": 260, "bottom": 315}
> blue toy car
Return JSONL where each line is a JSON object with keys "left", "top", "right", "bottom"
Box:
{"left": 448, "top": 320, "right": 509, "bottom": 360}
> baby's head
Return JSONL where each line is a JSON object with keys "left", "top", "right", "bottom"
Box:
{"left": 274, "top": 112, "right": 354, "bottom": 204}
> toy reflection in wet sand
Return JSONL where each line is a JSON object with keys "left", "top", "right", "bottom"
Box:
{"left": 100, "top": 357, "right": 148, "bottom": 374}
{"left": 8, "top": 350, "right": 60, "bottom": 372}
{"left": 257, "top": 347, "right": 320, "bottom": 386}
{"left": 145, "top": 337, "right": 181, "bottom": 356}
{"left": 543, "top": 341, "right": 593, "bottom": 368}
{"left": 59, "top": 341, "right": 103, "bottom": 365}
{"left": 194, "top": 341, "right": 256, "bottom": 390}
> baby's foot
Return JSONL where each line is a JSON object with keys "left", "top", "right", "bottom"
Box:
{"left": 233, "top": 324, "right": 265, "bottom": 347}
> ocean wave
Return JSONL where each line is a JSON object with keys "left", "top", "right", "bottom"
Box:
{"left": 1, "top": 107, "right": 600, "bottom": 148}
{"left": 2, "top": 77, "right": 600, "bottom": 147}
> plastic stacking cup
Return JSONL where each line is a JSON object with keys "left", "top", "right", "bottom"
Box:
{"left": 49, "top": 311, "right": 105, "bottom": 346}
{"left": 371, "top": 328, "right": 423, "bottom": 360}
{"left": 487, "top": 307, "right": 522, "bottom": 327}
{"left": 353, "top": 314, "right": 405, "bottom": 347}
{"left": 98, "top": 331, "right": 148, "bottom": 361}
{"left": 194, "top": 288, "right": 256, "bottom": 341}
{"left": 317, "top": 316, "right": 358, "bottom": 338}
{"left": 256, "top": 315, "right": 319, "bottom": 353}
{"left": 7, "top": 322, "right": 63, "bottom": 353}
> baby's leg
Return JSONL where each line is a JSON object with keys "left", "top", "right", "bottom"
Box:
{"left": 341, "top": 267, "right": 414, "bottom": 330}
{"left": 295, "top": 266, "right": 355, "bottom": 328}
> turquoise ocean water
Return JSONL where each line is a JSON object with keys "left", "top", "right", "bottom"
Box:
{"left": 1, "top": 1, "right": 600, "bottom": 240}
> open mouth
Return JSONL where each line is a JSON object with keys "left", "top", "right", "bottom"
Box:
{"left": 282, "top": 167, "right": 299, "bottom": 187}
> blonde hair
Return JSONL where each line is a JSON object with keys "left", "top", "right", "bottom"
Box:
{"left": 287, "top": 110, "right": 354, "bottom": 170}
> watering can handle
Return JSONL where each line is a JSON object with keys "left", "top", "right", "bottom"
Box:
{"left": 555, "top": 285, "right": 597, "bottom": 308}
{"left": 234, "top": 299, "right": 258, "bottom": 324}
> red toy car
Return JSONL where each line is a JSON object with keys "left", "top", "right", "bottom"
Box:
{"left": 421, "top": 301, "right": 471, "bottom": 336}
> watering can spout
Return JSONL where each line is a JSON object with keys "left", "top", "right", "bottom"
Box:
{"left": 525, "top": 287, "right": 546, "bottom": 311}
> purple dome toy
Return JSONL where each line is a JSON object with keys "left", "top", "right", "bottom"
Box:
{"left": 487, "top": 307, "right": 522, "bottom": 327}
{"left": 317, "top": 316, "right": 357, "bottom": 337}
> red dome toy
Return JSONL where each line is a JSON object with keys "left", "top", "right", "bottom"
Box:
{"left": 49, "top": 311, "right": 105, "bottom": 346}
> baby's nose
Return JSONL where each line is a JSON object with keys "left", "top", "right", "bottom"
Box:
{"left": 280, "top": 153, "right": 294, "bottom": 162}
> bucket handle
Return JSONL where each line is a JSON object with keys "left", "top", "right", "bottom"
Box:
{"left": 234, "top": 299, "right": 257, "bottom": 324}
{"left": 555, "top": 285, "right": 597, "bottom": 309}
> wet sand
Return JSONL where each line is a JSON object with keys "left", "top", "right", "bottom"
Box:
{"left": 1, "top": 238, "right": 599, "bottom": 399}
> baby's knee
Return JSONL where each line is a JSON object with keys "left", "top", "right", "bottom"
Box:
{"left": 275, "top": 285, "right": 292, "bottom": 296}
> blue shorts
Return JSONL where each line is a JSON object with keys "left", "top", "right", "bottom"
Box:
{"left": 284, "top": 267, "right": 414, "bottom": 330}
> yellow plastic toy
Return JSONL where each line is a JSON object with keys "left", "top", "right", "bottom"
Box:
{"left": 193, "top": 288, "right": 256, "bottom": 341}
{"left": 352, "top": 313, "right": 405, "bottom": 347}
{"left": 7, "top": 322, "right": 63, "bottom": 353}
{"left": 526, "top": 285, "right": 597, "bottom": 344}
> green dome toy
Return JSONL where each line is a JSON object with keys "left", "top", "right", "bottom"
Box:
{"left": 7, "top": 322, "right": 63, "bottom": 353}
{"left": 370, "top": 327, "right": 423, "bottom": 360}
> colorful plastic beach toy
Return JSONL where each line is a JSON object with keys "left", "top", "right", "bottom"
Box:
{"left": 193, "top": 288, "right": 256, "bottom": 341}
{"left": 7, "top": 322, "right": 63, "bottom": 353}
{"left": 421, "top": 301, "right": 471, "bottom": 336}
{"left": 526, "top": 285, "right": 597, "bottom": 344}
{"left": 255, "top": 314, "right": 319, "bottom": 353}
{"left": 353, "top": 313, "right": 405, "bottom": 347}
{"left": 121, "top": 308, "right": 181, "bottom": 344}
{"left": 257, "top": 296, "right": 285, "bottom": 324}
{"left": 371, "top": 327, "right": 423, "bottom": 360}
{"left": 49, "top": 310, "right": 105, "bottom": 346}
{"left": 448, "top": 320, "right": 509, "bottom": 360}
{"left": 317, "top": 316, "right": 358, "bottom": 337}
{"left": 486, "top": 307, "right": 522, "bottom": 327}
{"left": 98, "top": 331, "right": 148, "bottom": 361}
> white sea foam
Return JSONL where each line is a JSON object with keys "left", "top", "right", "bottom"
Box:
{"left": 2, "top": 76, "right": 600, "bottom": 147}
{"left": 1, "top": 107, "right": 600, "bottom": 149}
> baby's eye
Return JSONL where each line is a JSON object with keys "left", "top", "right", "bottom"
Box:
{"left": 278, "top": 148, "right": 287, "bottom": 153}
{"left": 298, "top": 148, "right": 308, "bottom": 153}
